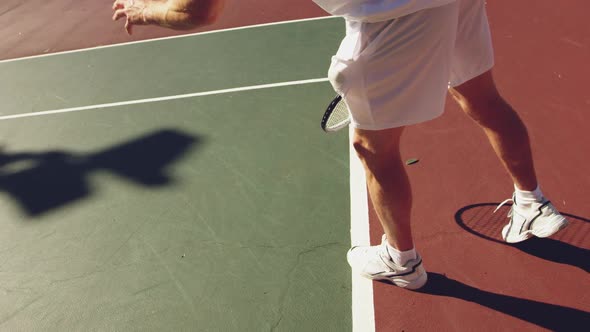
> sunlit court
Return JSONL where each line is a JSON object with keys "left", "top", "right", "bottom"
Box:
{"left": 0, "top": 1, "right": 588, "bottom": 331}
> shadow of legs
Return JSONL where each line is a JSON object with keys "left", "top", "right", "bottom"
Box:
{"left": 416, "top": 273, "right": 590, "bottom": 331}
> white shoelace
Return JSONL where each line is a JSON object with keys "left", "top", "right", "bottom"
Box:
{"left": 493, "top": 198, "right": 514, "bottom": 214}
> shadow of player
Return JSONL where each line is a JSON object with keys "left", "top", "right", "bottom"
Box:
{"left": 416, "top": 272, "right": 590, "bottom": 331}
{"left": 0, "top": 129, "right": 202, "bottom": 216}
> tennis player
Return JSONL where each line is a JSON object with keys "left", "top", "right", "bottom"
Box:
{"left": 112, "top": 0, "right": 569, "bottom": 290}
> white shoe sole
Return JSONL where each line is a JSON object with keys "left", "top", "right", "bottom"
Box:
{"left": 360, "top": 264, "right": 428, "bottom": 290}
{"left": 502, "top": 216, "right": 569, "bottom": 243}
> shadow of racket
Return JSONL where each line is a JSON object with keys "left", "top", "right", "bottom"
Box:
{"left": 455, "top": 203, "right": 589, "bottom": 272}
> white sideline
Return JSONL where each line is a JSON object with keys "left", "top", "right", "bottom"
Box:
{"left": 0, "top": 78, "right": 329, "bottom": 121}
{"left": 349, "top": 126, "right": 375, "bottom": 332}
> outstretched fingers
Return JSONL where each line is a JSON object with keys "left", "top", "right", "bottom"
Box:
{"left": 111, "top": 0, "right": 140, "bottom": 35}
{"left": 112, "top": 9, "right": 127, "bottom": 21}
{"left": 125, "top": 19, "right": 133, "bottom": 35}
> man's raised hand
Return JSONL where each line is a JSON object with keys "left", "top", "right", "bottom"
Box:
{"left": 112, "top": 0, "right": 150, "bottom": 35}
{"left": 112, "top": 0, "right": 225, "bottom": 34}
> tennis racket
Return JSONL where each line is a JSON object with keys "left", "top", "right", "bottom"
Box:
{"left": 320, "top": 95, "right": 350, "bottom": 132}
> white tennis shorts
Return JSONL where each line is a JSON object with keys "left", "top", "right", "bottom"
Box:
{"left": 327, "top": 0, "right": 494, "bottom": 130}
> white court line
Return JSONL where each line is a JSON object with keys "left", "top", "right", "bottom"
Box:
{"left": 0, "top": 16, "right": 339, "bottom": 64}
{"left": 349, "top": 126, "right": 375, "bottom": 332}
{"left": 0, "top": 78, "right": 329, "bottom": 121}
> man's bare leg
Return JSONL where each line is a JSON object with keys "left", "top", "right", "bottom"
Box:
{"left": 449, "top": 70, "right": 538, "bottom": 191}
{"left": 348, "top": 125, "right": 427, "bottom": 289}
{"left": 450, "top": 70, "right": 568, "bottom": 243}
{"left": 352, "top": 126, "right": 414, "bottom": 251}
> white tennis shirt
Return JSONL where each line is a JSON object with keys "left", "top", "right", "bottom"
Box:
{"left": 313, "top": 0, "right": 456, "bottom": 22}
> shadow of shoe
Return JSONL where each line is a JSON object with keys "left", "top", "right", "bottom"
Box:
{"left": 455, "top": 203, "right": 589, "bottom": 272}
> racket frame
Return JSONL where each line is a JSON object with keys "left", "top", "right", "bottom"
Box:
{"left": 320, "top": 95, "right": 351, "bottom": 133}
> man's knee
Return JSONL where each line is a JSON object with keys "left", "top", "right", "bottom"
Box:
{"left": 450, "top": 71, "right": 504, "bottom": 111}
{"left": 352, "top": 134, "right": 379, "bottom": 164}
{"left": 352, "top": 127, "right": 404, "bottom": 173}
{"left": 450, "top": 71, "right": 517, "bottom": 125}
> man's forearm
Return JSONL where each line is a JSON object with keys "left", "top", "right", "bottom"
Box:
{"left": 145, "top": 0, "right": 225, "bottom": 30}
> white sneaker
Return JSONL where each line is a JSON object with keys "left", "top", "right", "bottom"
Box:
{"left": 347, "top": 235, "right": 427, "bottom": 290}
{"left": 495, "top": 194, "right": 569, "bottom": 243}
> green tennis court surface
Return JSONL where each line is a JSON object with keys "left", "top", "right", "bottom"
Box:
{"left": 0, "top": 18, "right": 353, "bottom": 331}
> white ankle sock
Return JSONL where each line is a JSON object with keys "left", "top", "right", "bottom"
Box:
{"left": 514, "top": 184, "right": 545, "bottom": 206}
{"left": 386, "top": 243, "right": 416, "bottom": 266}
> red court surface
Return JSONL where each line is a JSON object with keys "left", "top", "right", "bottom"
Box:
{"left": 3, "top": 1, "right": 589, "bottom": 331}
{"left": 0, "top": 0, "right": 327, "bottom": 61}
{"left": 369, "top": 3, "right": 590, "bottom": 330}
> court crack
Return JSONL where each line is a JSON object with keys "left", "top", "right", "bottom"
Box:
{"left": 0, "top": 295, "right": 43, "bottom": 327}
{"left": 270, "top": 242, "right": 344, "bottom": 331}
{"left": 198, "top": 241, "right": 304, "bottom": 251}
{"left": 0, "top": 4, "right": 22, "bottom": 16}
{"left": 49, "top": 270, "right": 103, "bottom": 285}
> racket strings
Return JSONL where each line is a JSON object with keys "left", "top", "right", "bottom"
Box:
{"left": 325, "top": 101, "right": 350, "bottom": 130}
